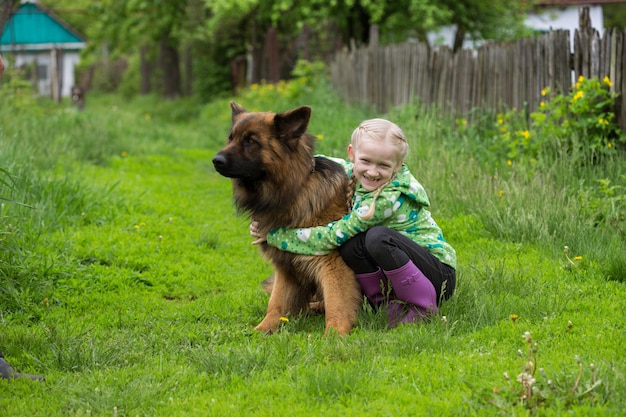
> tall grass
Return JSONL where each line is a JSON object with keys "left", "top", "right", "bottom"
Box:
{"left": 382, "top": 100, "right": 626, "bottom": 282}
{"left": 1, "top": 64, "right": 625, "bottom": 416}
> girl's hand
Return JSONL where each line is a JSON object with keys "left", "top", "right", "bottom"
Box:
{"left": 250, "top": 221, "right": 267, "bottom": 245}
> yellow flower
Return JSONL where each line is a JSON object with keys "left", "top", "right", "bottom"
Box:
{"left": 497, "top": 190, "right": 504, "bottom": 197}
{"left": 539, "top": 101, "right": 545, "bottom": 108}
{"left": 279, "top": 316, "right": 289, "bottom": 322}
{"left": 573, "top": 256, "right": 583, "bottom": 261}
{"left": 530, "top": 158, "right": 536, "bottom": 164}
{"left": 121, "top": 151, "right": 128, "bottom": 157}
{"left": 520, "top": 130, "right": 530, "bottom": 139}
{"left": 573, "top": 90, "right": 584, "bottom": 101}
{"left": 603, "top": 76, "right": 613, "bottom": 87}
{"left": 578, "top": 75, "right": 585, "bottom": 83}
{"left": 510, "top": 314, "right": 519, "bottom": 322}
{"left": 541, "top": 87, "right": 548, "bottom": 97}
{"left": 608, "top": 142, "right": 612, "bottom": 148}
{"left": 316, "top": 134, "right": 324, "bottom": 140}
{"left": 507, "top": 160, "right": 513, "bottom": 166}
{"left": 500, "top": 125, "right": 507, "bottom": 133}
{"left": 497, "top": 115, "right": 504, "bottom": 124}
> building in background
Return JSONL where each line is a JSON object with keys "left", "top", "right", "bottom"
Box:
{"left": 429, "top": 0, "right": 610, "bottom": 50}
{"left": 0, "top": 0, "right": 86, "bottom": 99}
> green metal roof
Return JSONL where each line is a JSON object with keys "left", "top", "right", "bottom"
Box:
{"left": 1, "top": 2, "right": 86, "bottom": 49}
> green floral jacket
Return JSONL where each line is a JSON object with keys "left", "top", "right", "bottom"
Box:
{"left": 266, "top": 156, "right": 457, "bottom": 269}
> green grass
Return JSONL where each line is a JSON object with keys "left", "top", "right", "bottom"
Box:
{"left": 0, "top": 79, "right": 625, "bottom": 416}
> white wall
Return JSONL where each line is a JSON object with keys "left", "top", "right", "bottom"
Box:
{"left": 12, "top": 49, "right": 80, "bottom": 97}
{"left": 527, "top": 4, "right": 603, "bottom": 49}
{"left": 428, "top": 5, "right": 604, "bottom": 51}
{"left": 61, "top": 52, "right": 81, "bottom": 97}
{"left": 527, "top": 5, "right": 603, "bottom": 34}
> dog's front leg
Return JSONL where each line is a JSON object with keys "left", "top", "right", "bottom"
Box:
{"left": 255, "top": 266, "right": 296, "bottom": 334}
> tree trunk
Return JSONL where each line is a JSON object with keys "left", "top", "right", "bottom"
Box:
{"left": 0, "top": 0, "right": 18, "bottom": 34}
{"left": 184, "top": 44, "right": 192, "bottom": 96}
{"left": 160, "top": 35, "right": 181, "bottom": 99}
{"left": 139, "top": 45, "right": 151, "bottom": 95}
{"left": 452, "top": 26, "right": 466, "bottom": 53}
{"left": 266, "top": 27, "right": 279, "bottom": 84}
{"left": 369, "top": 24, "right": 379, "bottom": 48}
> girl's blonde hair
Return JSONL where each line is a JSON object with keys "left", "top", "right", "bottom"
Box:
{"left": 347, "top": 119, "right": 410, "bottom": 220}
{"left": 350, "top": 118, "right": 409, "bottom": 164}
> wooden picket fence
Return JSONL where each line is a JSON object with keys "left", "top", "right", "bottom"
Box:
{"left": 331, "top": 26, "right": 626, "bottom": 130}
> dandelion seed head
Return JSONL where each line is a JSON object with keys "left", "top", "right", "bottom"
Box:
{"left": 523, "top": 331, "right": 532, "bottom": 343}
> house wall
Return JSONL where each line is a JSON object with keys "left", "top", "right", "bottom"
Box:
{"left": 527, "top": 4, "right": 603, "bottom": 48}
{"left": 12, "top": 49, "right": 80, "bottom": 97}
{"left": 428, "top": 4, "right": 604, "bottom": 51}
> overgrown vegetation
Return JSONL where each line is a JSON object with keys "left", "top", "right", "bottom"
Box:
{"left": 1, "top": 65, "right": 625, "bottom": 416}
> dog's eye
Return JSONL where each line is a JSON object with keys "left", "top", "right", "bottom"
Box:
{"left": 227, "top": 133, "right": 233, "bottom": 143}
{"left": 244, "top": 136, "right": 257, "bottom": 147}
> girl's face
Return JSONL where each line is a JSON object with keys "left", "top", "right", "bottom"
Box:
{"left": 348, "top": 139, "right": 402, "bottom": 192}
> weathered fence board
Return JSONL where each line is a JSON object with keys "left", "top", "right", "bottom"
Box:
{"left": 331, "top": 28, "right": 626, "bottom": 130}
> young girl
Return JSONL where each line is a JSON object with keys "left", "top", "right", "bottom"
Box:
{"left": 251, "top": 118, "right": 456, "bottom": 327}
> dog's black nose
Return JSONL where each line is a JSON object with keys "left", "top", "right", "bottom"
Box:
{"left": 212, "top": 154, "right": 227, "bottom": 168}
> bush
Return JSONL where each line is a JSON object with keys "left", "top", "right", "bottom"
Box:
{"left": 495, "top": 75, "right": 625, "bottom": 165}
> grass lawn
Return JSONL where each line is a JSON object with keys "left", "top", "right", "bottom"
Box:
{"left": 1, "top": 78, "right": 625, "bottom": 416}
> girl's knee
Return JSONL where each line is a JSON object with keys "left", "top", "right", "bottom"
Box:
{"left": 364, "top": 226, "right": 394, "bottom": 259}
{"left": 364, "top": 226, "right": 389, "bottom": 246}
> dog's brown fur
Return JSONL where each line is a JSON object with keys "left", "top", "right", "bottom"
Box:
{"left": 212, "top": 102, "right": 362, "bottom": 335}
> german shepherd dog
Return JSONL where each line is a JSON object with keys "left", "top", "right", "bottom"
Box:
{"left": 212, "top": 102, "right": 362, "bottom": 335}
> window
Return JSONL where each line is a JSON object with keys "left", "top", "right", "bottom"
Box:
{"left": 37, "top": 64, "right": 48, "bottom": 80}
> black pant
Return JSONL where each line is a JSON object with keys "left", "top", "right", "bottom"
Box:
{"left": 338, "top": 226, "right": 456, "bottom": 304}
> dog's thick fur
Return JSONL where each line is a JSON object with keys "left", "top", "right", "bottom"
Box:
{"left": 212, "top": 102, "right": 362, "bottom": 335}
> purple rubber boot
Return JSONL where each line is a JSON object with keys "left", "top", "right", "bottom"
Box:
{"left": 384, "top": 261, "right": 438, "bottom": 328}
{"left": 356, "top": 268, "right": 388, "bottom": 308}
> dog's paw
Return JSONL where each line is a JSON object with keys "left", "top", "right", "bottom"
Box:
{"left": 254, "top": 322, "right": 277, "bottom": 335}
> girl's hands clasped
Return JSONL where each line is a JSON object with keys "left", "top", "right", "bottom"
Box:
{"left": 250, "top": 221, "right": 267, "bottom": 245}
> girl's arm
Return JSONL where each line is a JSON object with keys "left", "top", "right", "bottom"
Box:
{"left": 264, "top": 193, "right": 397, "bottom": 255}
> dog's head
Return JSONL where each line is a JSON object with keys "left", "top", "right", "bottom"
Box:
{"left": 212, "top": 102, "right": 314, "bottom": 183}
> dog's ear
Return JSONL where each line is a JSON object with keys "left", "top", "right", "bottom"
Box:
{"left": 274, "top": 106, "right": 311, "bottom": 140}
{"left": 230, "top": 102, "right": 247, "bottom": 123}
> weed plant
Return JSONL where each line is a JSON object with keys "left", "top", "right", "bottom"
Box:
{"left": 1, "top": 62, "right": 625, "bottom": 416}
